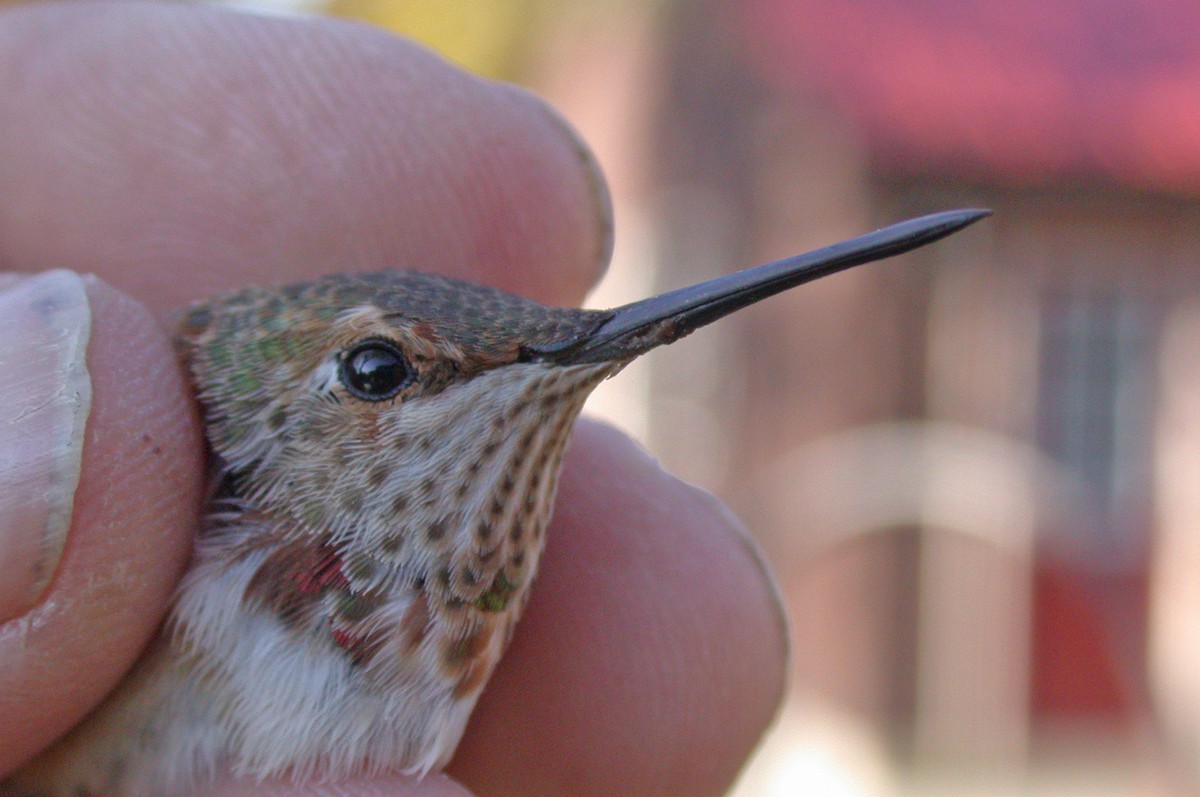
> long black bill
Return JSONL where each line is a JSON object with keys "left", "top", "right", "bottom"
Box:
{"left": 531, "top": 208, "right": 990, "bottom": 365}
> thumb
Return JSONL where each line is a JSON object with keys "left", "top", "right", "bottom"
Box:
{"left": 0, "top": 271, "right": 202, "bottom": 774}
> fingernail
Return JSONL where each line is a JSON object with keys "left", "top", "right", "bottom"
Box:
{"left": 0, "top": 270, "right": 92, "bottom": 622}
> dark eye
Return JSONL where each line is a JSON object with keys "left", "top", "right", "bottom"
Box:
{"left": 339, "top": 340, "right": 415, "bottom": 401}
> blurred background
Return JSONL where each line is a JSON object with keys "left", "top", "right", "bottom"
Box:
{"left": 236, "top": 0, "right": 1200, "bottom": 793}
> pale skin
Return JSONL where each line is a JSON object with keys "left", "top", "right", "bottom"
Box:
{"left": 0, "top": 3, "right": 786, "bottom": 797}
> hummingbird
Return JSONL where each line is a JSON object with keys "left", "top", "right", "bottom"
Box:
{"left": 6, "top": 209, "right": 987, "bottom": 796}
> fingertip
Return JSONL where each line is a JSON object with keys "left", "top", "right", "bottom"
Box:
{"left": 509, "top": 85, "right": 615, "bottom": 296}
{"left": 0, "top": 273, "right": 202, "bottom": 773}
{"left": 0, "top": 1, "right": 613, "bottom": 312}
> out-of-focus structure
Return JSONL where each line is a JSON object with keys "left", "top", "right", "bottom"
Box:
{"left": 284, "top": 0, "right": 1200, "bottom": 792}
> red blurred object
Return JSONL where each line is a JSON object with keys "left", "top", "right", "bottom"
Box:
{"left": 739, "top": 0, "right": 1200, "bottom": 194}
{"left": 1031, "top": 562, "right": 1146, "bottom": 719}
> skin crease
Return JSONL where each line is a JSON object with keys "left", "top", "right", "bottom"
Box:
{"left": 0, "top": 3, "right": 787, "bottom": 797}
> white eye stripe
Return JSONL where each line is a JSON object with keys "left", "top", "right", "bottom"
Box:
{"left": 311, "top": 359, "right": 341, "bottom": 394}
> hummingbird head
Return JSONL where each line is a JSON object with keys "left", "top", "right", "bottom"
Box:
{"left": 177, "top": 270, "right": 624, "bottom": 599}
{"left": 176, "top": 209, "right": 989, "bottom": 604}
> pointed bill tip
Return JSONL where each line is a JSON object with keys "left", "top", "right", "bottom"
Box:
{"left": 922, "top": 207, "right": 991, "bottom": 236}
{"left": 532, "top": 208, "right": 992, "bottom": 365}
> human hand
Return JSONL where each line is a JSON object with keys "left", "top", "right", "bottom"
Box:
{"left": 0, "top": 3, "right": 786, "bottom": 795}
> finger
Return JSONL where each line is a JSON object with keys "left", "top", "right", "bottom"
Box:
{"left": 450, "top": 421, "right": 788, "bottom": 797}
{"left": 0, "top": 274, "right": 202, "bottom": 774}
{"left": 0, "top": 1, "right": 612, "bottom": 317}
